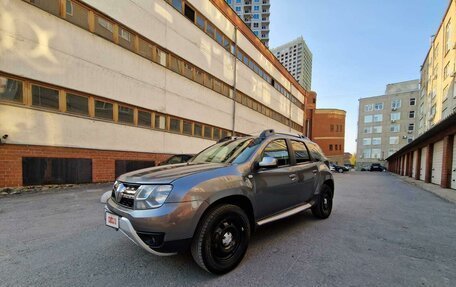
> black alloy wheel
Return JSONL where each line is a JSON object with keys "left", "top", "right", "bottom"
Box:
{"left": 311, "top": 184, "right": 333, "bottom": 219}
{"left": 191, "top": 204, "right": 250, "bottom": 274}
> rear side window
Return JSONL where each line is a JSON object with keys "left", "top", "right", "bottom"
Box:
{"left": 291, "top": 140, "right": 310, "bottom": 164}
{"left": 263, "top": 139, "right": 290, "bottom": 166}
{"left": 305, "top": 142, "right": 326, "bottom": 162}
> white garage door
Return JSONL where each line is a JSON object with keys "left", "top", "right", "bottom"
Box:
{"left": 412, "top": 150, "right": 418, "bottom": 178}
{"left": 420, "top": 147, "right": 427, "bottom": 181}
{"left": 431, "top": 140, "right": 444, "bottom": 185}
{"left": 452, "top": 135, "right": 456, "bottom": 190}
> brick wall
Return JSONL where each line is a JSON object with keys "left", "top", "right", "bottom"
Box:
{"left": 0, "top": 144, "right": 171, "bottom": 187}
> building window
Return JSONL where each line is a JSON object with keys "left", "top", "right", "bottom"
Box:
{"left": 184, "top": 4, "right": 195, "bottom": 22}
{"left": 409, "top": 98, "right": 416, "bottom": 105}
{"left": 371, "top": 149, "right": 381, "bottom": 159}
{"left": 65, "top": 0, "right": 73, "bottom": 15}
{"left": 390, "top": 124, "right": 400, "bottom": 132}
{"left": 154, "top": 47, "right": 167, "bottom": 66}
{"left": 171, "top": 0, "right": 183, "bottom": 12}
{"left": 0, "top": 76, "right": 23, "bottom": 103}
{"left": 138, "top": 110, "right": 151, "bottom": 127}
{"left": 363, "top": 138, "right": 371, "bottom": 145}
{"left": 374, "top": 103, "right": 384, "bottom": 110}
{"left": 31, "top": 85, "right": 59, "bottom": 110}
{"left": 66, "top": 93, "right": 88, "bottom": 116}
{"left": 253, "top": 14, "right": 259, "bottom": 19}
{"left": 138, "top": 37, "right": 153, "bottom": 60}
{"left": 391, "top": 99, "right": 401, "bottom": 109}
{"left": 205, "top": 22, "right": 215, "bottom": 37}
{"left": 445, "top": 19, "right": 452, "bottom": 53}
{"left": 363, "top": 127, "right": 372, "bottom": 134}
{"left": 183, "top": 120, "right": 192, "bottom": 135}
{"left": 196, "top": 13, "right": 205, "bottom": 30}
{"left": 213, "top": 128, "right": 220, "bottom": 140}
{"left": 329, "top": 144, "right": 333, "bottom": 151}
{"left": 95, "top": 15, "right": 114, "bottom": 41}
{"left": 155, "top": 114, "right": 166, "bottom": 129}
{"left": 409, "top": 111, "right": 415, "bottom": 118}
{"left": 408, "top": 123, "right": 415, "bottom": 131}
{"left": 203, "top": 126, "right": 213, "bottom": 139}
{"left": 391, "top": 112, "right": 400, "bottom": 121}
{"left": 170, "top": 117, "right": 181, "bottom": 132}
{"left": 364, "top": 115, "right": 373, "bottom": 123}
{"left": 389, "top": 136, "right": 399, "bottom": 145}
{"left": 373, "top": 114, "right": 383, "bottom": 122}
{"left": 407, "top": 136, "right": 414, "bottom": 144}
{"left": 330, "top": 124, "right": 334, "bottom": 132}
{"left": 235, "top": 7, "right": 241, "bottom": 12}
{"left": 94, "top": 100, "right": 113, "bottom": 120}
{"left": 363, "top": 149, "right": 371, "bottom": 159}
{"left": 373, "top": 126, "right": 382, "bottom": 133}
{"left": 118, "top": 105, "right": 134, "bottom": 124}
{"left": 335, "top": 145, "right": 338, "bottom": 151}
{"left": 372, "top": 138, "right": 381, "bottom": 145}
{"left": 194, "top": 123, "right": 202, "bottom": 137}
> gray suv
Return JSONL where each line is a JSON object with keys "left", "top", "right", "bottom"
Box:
{"left": 105, "top": 129, "right": 334, "bottom": 274}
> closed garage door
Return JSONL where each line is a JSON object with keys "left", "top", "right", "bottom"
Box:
{"left": 431, "top": 141, "right": 444, "bottom": 185}
{"left": 452, "top": 135, "right": 456, "bottom": 190}
{"left": 412, "top": 150, "right": 418, "bottom": 178}
{"left": 420, "top": 147, "right": 427, "bottom": 181}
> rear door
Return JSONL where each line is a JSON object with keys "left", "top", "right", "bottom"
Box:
{"left": 289, "top": 140, "right": 317, "bottom": 202}
{"left": 253, "top": 139, "right": 301, "bottom": 219}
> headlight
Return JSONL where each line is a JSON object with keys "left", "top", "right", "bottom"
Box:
{"left": 134, "top": 185, "right": 173, "bottom": 210}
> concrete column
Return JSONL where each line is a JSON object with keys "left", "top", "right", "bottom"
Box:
{"left": 424, "top": 144, "right": 433, "bottom": 183}
{"left": 414, "top": 149, "right": 421, "bottom": 180}
{"left": 441, "top": 135, "right": 454, "bottom": 188}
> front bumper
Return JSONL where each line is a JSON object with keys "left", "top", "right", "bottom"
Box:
{"left": 106, "top": 206, "right": 175, "bottom": 256}
{"left": 105, "top": 197, "right": 208, "bottom": 254}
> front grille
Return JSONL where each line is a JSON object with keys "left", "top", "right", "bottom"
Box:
{"left": 112, "top": 182, "right": 140, "bottom": 209}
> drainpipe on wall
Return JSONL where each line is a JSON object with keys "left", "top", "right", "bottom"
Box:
{"left": 231, "top": 27, "right": 238, "bottom": 136}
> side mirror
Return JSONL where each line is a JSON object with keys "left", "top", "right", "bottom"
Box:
{"left": 258, "top": 156, "right": 278, "bottom": 168}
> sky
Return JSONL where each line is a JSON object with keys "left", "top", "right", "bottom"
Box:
{"left": 269, "top": 0, "right": 449, "bottom": 154}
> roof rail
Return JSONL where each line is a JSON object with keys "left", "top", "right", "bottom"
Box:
{"left": 217, "top": 136, "right": 238, "bottom": 143}
{"left": 275, "top": 132, "right": 310, "bottom": 140}
{"left": 259, "top": 129, "right": 275, "bottom": 138}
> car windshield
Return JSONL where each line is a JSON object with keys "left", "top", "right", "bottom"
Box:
{"left": 190, "top": 138, "right": 261, "bottom": 164}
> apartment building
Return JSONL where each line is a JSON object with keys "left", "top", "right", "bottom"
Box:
{"left": 419, "top": 0, "right": 456, "bottom": 135}
{"left": 387, "top": 0, "right": 456, "bottom": 190}
{"left": 271, "top": 36, "right": 313, "bottom": 91}
{"left": 226, "top": 0, "right": 270, "bottom": 47}
{"left": 311, "top": 109, "right": 346, "bottom": 165}
{"left": 356, "top": 80, "right": 420, "bottom": 169}
{"left": 0, "top": 0, "right": 311, "bottom": 187}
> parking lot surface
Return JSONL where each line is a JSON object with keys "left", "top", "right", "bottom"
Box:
{"left": 1, "top": 172, "right": 455, "bottom": 286}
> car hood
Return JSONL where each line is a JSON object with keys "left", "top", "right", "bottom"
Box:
{"left": 117, "top": 162, "right": 228, "bottom": 184}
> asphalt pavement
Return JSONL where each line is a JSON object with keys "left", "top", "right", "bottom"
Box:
{"left": 1, "top": 172, "right": 455, "bottom": 286}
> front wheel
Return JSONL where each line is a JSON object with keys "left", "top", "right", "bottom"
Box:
{"left": 338, "top": 168, "right": 344, "bottom": 173}
{"left": 311, "top": 184, "right": 333, "bottom": 219}
{"left": 191, "top": 204, "right": 250, "bottom": 274}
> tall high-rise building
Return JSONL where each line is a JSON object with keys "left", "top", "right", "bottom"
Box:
{"left": 225, "top": 0, "right": 270, "bottom": 47}
{"left": 271, "top": 37, "right": 313, "bottom": 91}
{"left": 356, "top": 80, "right": 420, "bottom": 169}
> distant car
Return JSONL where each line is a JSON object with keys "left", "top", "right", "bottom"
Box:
{"left": 369, "top": 163, "right": 386, "bottom": 172}
{"left": 158, "top": 154, "right": 194, "bottom": 166}
{"left": 330, "top": 164, "right": 349, "bottom": 173}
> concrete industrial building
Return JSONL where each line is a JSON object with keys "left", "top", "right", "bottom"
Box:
{"left": 356, "top": 80, "right": 420, "bottom": 169}
{"left": 271, "top": 36, "right": 313, "bottom": 91}
{"left": 311, "top": 109, "right": 346, "bottom": 165}
{"left": 387, "top": 0, "right": 456, "bottom": 190}
{"left": 225, "top": 0, "right": 270, "bottom": 47}
{"left": 0, "top": 0, "right": 312, "bottom": 187}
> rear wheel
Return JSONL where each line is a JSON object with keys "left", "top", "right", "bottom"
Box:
{"left": 311, "top": 184, "right": 333, "bottom": 219}
{"left": 338, "top": 168, "right": 344, "bottom": 173}
{"left": 191, "top": 204, "right": 250, "bottom": 274}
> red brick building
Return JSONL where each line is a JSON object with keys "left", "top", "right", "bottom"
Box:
{"left": 311, "top": 109, "right": 346, "bottom": 165}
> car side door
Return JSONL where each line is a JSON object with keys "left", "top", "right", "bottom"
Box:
{"left": 252, "top": 138, "right": 302, "bottom": 219}
{"left": 289, "top": 140, "right": 317, "bottom": 203}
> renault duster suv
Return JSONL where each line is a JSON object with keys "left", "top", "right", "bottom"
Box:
{"left": 105, "top": 130, "right": 334, "bottom": 274}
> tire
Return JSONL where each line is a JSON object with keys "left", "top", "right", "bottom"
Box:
{"left": 191, "top": 204, "right": 250, "bottom": 275}
{"left": 338, "top": 168, "right": 343, "bottom": 173}
{"left": 311, "top": 184, "right": 333, "bottom": 219}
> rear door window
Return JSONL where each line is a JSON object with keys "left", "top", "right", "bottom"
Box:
{"left": 305, "top": 142, "right": 326, "bottom": 162}
{"left": 291, "top": 140, "right": 311, "bottom": 164}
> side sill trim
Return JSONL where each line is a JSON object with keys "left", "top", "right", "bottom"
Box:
{"left": 256, "top": 203, "right": 312, "bottom": 226}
